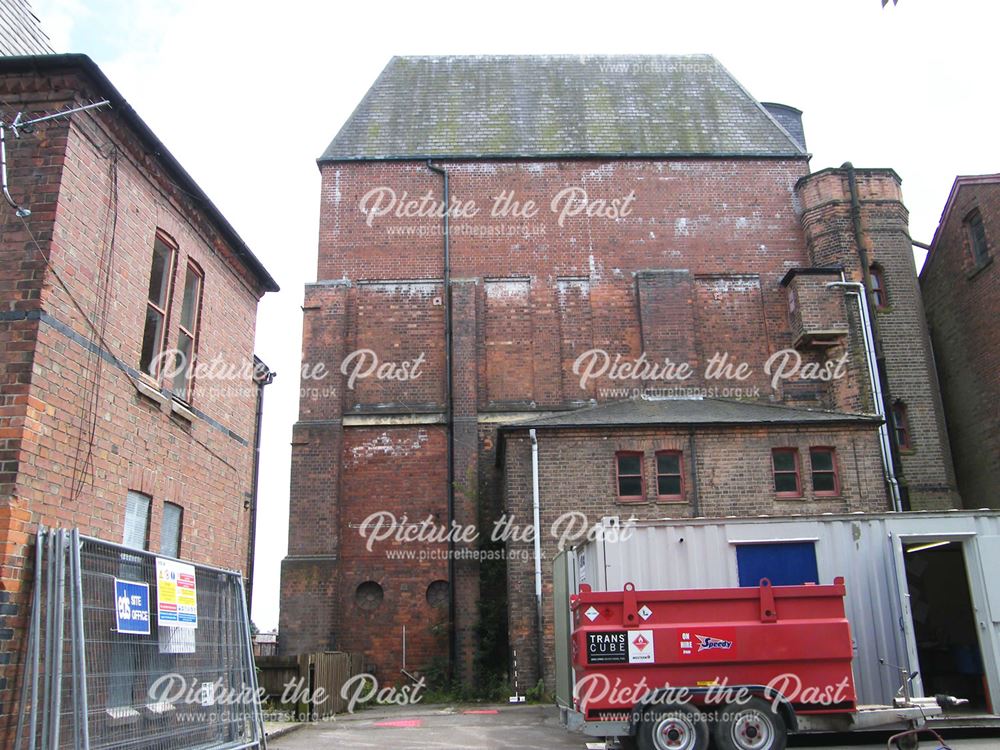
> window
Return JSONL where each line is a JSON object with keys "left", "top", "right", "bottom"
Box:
{"left": 968, "top": 210, "right": 989, "bottom": 266}
{"left": 810, "top": 447, "right": 840, "bottom": 496}
{"left": 615, "top": 451, "right": 645, "bottom": 501}
{"left": 736, "top": 542, "right": 819, "bottom": 587}
{"left": 355, "top": 581, "right": 384, "bottom": 610}
{"left": 160, "top": 502, "right": 183, "bottom": 558}
{"left": 771, "top": 448, "right": 801, "bottom": 497}
{"left": 140, "top": 235, "right": 176, "bottom": 378}
{"left": 173, "top": 264, "right": 203, "bottom": 402}
{"left": 123, "top": 491, "right": 151, "bottom": 550}
{"left": 892, "top": 402, "right": 912, "bottom": 450}
{"left": 655, "top": 451, "right": 683, "bottom": 500}
{"left": 870, "top": 265, "right": 887, "bottom": 309}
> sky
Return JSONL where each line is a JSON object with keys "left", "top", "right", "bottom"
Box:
{"left": 31, "top": 0, "right": 1000, "bottom": 630}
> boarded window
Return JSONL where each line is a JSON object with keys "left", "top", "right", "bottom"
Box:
{"left": 123, "top": 491, "right": 151, "bottom": 551}
{"left": 160, "top": 502, "right": 183, "bottom": 558}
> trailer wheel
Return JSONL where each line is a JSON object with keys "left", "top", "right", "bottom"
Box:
{"left": 637, "top": 703, "right": 708, "bottom": 750}
{"left": 712, "top": 697, "right": 787, "bottom": 750}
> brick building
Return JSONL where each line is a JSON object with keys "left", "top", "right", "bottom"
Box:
{"left": 281, "top": 55, "right": 958, "bottom": 689}
{"left": 0, "top": 54, "right": 278, "bottom": 738}
{"left": 921, "top": 174, "right": 1000, "bottom": 508}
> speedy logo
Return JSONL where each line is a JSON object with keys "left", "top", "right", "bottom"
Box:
{"left": 695, "top": 634, "right": 734, "bottom": 652}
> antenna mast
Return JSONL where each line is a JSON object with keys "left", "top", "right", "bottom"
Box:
{"left": 1, "top": 100, "right": 111, "bottom": 217}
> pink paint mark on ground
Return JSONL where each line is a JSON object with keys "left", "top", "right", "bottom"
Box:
{"left": 462, "top": 710, "right": 500, "bottom": 715}
{"left": 373, "top": 719, "right": 423, "bottom": 728}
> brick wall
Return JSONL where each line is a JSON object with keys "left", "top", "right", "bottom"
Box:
{"left": 921, "top": 180, "right": 1000, "bottom": 507}
{"left": 0, "top": 65, "right": 269, "bottom": 740}
{"left": 501, "top": 423, "right": 888, "bottom": 686}
{"left": 284, "top": 156, "right": 958, "bottom": 687}
{"left": 796, "top": 168, "right": 959, "bottom": 509}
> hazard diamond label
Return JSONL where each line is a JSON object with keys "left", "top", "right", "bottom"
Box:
{"left": 638, "top": 605, "right": 653, "bottom": 621}
{"left": 584, "top": 606, "right": 599, "bottom": 622}
{"left": 627, "top": 629, "right": 655, "bottom": 663}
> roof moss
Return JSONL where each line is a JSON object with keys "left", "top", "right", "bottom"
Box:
{"left": 320, "top": 55, "right": 806, "bottom": 161}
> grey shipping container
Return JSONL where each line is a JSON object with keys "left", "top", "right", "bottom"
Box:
{"left": 555, "top": 510, "right": 1000, "bottom": 727}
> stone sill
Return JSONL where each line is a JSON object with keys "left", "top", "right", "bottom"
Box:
{"left": 170, "top": 399, "right": 196, "bottom": 422}
{"left": 134, "top": 377, "right": 168, "bottom": 407}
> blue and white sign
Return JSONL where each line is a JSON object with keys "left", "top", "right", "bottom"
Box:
{"left": 115, "top": 578, "right": 151, "bottom": 635}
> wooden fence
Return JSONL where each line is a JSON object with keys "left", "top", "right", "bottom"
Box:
{"left": 256, "top": 651, "right": 368, "bottom": 720}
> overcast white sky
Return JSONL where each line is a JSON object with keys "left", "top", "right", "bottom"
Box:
{"left": 32, "top": 0, "right": 999, "bottom": 629}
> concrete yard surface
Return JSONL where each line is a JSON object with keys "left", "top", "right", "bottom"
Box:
{"left": 266, "top": 703, "right": 999, "bottom": 750}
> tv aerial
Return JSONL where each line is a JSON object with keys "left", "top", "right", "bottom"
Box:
{"left": 1, "top": 99, "right": 111, "bottom": 217}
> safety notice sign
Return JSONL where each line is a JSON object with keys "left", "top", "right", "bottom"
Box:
{"left": 156, "top": 557, "right": 198, "bottom": 628}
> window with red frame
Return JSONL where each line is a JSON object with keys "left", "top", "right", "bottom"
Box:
{"left": 870, "top": 265, "right": 887, "bottom": 309}
{"left": 892, "top": 402, "right": 911, "bottom": 450}
{"left": 615, "top": 452, "right": 644, "bottom": 501}
{"left": 655, "top": 451, "right": 683, "bottom": 499}
{"left": 810, "top": 447, "right": 840, "bottom": 496}
{"left": 772, "top": 448, "right": 801, "bottom": 497}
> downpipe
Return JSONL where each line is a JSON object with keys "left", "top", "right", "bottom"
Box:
{"left": 427, "top": 160, "right": 457, "bottom": 678}
{"left": 529, "top": 428, "right": 544, "bottom": 684}
{"left": 827, "top": 280, "right": 902, "bottom": 511}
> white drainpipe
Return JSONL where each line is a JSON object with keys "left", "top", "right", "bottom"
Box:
{"left": 827, "top": 281, "right": 902, "bottom": 511}
{"left": 529, "top": 429, "right": 543, "bottom": 610}
{"left": 529, "top": 429, "right": 544, "bottom": 677}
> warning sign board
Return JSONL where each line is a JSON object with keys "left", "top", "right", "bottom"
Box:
{"left": 156, "top": 557, "right": 198, "bottom": 628}
{"left": 627, "top": 629, "right": 655, "bottom": 663}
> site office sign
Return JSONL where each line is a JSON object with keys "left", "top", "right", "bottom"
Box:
{"left": 114, "top": 579, "right": 151, "bottom": 635}
{"left": 156, "top": 557, "right": 198, "bottom": 628}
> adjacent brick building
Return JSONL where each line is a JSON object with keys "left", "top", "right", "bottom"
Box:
{"left": 281, "top": 55, "right": 959, "bottom": 689}
{"left": 921, "top": 174, "right": 1000, "bottom": 508}
{"left": 0, "top": 54, "right": 278, "bottom": 739}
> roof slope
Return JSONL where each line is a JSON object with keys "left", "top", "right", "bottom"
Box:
{"left": 499, "top": 397, "right": 880, "bottom": 431}
{"left": 923, "top": 173, "right": 1000, "bottom": 278}
{"left": 321, "top": 55, "right": 806, "bottom": 161}
{"left": 0, "top": 1, "right": 53, "bottom": 56}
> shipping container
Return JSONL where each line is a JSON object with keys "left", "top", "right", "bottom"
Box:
{"left": 554, "top": 510, "right": 1000, "bottom": 730}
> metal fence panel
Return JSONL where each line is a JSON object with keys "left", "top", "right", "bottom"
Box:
{"left": 14, "top": 528, "right": 266, "bottom": 750}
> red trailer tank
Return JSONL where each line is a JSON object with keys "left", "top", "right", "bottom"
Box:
{"left": 570, "top": 578, "right": 857, "bottom": 721}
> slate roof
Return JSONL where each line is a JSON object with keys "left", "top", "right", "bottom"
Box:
{"left": 498, "top": 397, "right": 881, "bottom": 432}
{"left": 0, "top": 1, "right": 53, "bottom": 56}
{"left": 321, "top": 55, "right": 807, "bottom": 162}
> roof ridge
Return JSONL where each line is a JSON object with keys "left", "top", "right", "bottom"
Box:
{"left": 701, "top": 396, "right": 872, "bottom": 418}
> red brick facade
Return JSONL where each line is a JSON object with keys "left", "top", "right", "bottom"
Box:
{"left": 502, "top": 422, "right": 888, "bottom": 686}
{"left": 283, "top": 154, "right": 959, "bottom": 688}
{"left": 0, "top": 58, "right": 274, "bottom": 739}
{"left": 921, "top": 176, "right": 1000, "bottom": 507}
